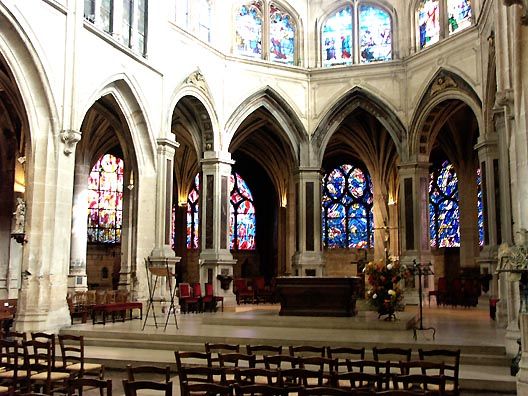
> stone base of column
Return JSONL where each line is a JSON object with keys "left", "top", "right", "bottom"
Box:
{"left": 147, "top": 250, "right": 181, "bottom": 311}
{"left": 67, "top": 273, "right": 88, "bottom": 292}
{"left": 404, "top": 288, "right": 420, "bottom": 305}
{"left": 506, "top": 321, "right": 522, "bottom": 356}
{"left": 292, "top": 252, "right": 325, "bottom": 277}
{"left": 517, "top": 314, "right": 528, "bottom": 393}
{"left": 200, "top": 258, "right": 237, "bottom": 311}
{"left": 497, "top": 299, "right": 509, "bottom": 327}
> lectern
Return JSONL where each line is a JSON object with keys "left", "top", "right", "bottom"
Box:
{"left": 142, "top": 258, "right": 178, "bottom": 331}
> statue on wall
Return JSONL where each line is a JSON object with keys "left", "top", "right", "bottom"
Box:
{"left": 13, "top": 197, "right": 26, "bottom": 234}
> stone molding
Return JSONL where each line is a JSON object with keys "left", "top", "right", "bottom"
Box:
{"left": 504, "top": 0, "right": 528, "bottom": 24}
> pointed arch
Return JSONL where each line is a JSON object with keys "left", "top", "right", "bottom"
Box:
{"left": 409, "top": 68, "right": 483, "bottom": 159}
{"left": 224, "top": 86, "right": 308, "bottom": 166}
{"left": 312, "top": 87, "right": 405, "bottom": 167}
{"left": 79, "top": 75, "right": 157, "bottom": 175}
{"left": 168, "top": 70, "right": 220, "bottom": 154}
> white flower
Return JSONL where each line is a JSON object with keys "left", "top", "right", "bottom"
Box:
{"left": 387, "top": 264, "right": 393, "bottom": 270}
{"left": 388, "top": 289, "right": 396, "bottom": 296}
{"left": 372, "top": 293, "right": 378, "bottom": 299}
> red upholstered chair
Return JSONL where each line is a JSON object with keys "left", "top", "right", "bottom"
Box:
{"left": 204, "top": 283, "right": 224, "bottom": 312}
{"left": 252, "top": 277, "right": 273, "bottom": 304}
{"left": 234, "top": 278, "right": 253, "bottom": 304}
{"left": 179, "top": 283, "right": 199, "bottom": 313}
{"left": 192, "top": 283, "right": 204, "bottom": 312}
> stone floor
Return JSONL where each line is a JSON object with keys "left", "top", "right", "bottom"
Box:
{"left": 64, "top": 296, "right": 517, "bottom": 395}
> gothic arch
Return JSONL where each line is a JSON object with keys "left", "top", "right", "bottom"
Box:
{"left": 409, "top": 68, "right": 483, "bottom": 160}
{"left": 225, "top": 86, "right": 308, "bottom": 167}
{"left": 312, "top": 86, "right": 405, "bottom": 167}
{"left": 79, "top": 75, "right": 156, "bottom": 174}
{"left": 169, "top": 70, "right": 220, "bottom": 154}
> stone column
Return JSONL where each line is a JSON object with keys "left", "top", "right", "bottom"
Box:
{"left": 398, "top": 161, "right": 433, "bottom": 304}
{"left": 517, "top": 313, "right": 528, "bottom": 394}
{"left": 291, "top": 167, "right": 324, "bottom": 277}
{"left": 199, "top": 151, "right": 237, "bottom": 309}
{"left": 475, "top": 134, "right": 500, "bottom": 297}
{"left": 68, "top": 163, "right": 89, "bottom": 292}
{"left": 147, "top": 138, "right": 180, "bottom": 302}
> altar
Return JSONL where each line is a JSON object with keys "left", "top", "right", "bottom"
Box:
{"left": 275, "top": 276, "right": 360, "bottom": 317}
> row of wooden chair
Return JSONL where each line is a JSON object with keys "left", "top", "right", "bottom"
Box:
{"left": 0, "top": 331, "right": 104, "bottom": 394}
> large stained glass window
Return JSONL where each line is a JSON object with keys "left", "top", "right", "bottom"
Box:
{"left": 230, "top": 173, "right": 256, "bottom": 250}
{"left": 88, "top": 154, "right": 124, "bottom": 243}
{"left": 197, "top": 0, "right": 211, "bottom": 42}
{"left": 187, "top": 174, "right": 200, "bottom": 249}
{"left": 429, "top": 160, "right": 459, "bottom": 247}
{"left": 359, "top": 5, "right": 392, "bottom": 63}
{"left": 322, "top": 164, "right": 374, "bottom": 249}
{"left": 418, "top": 0, "right": 440, "bottom": 49}
{"left": 447, "top": 0, "right": 472, "bottom": 34}
{"left": 235, "top": 1, "right": 263, "bottom": 59}
{"left": 269, "top": 4, "right": 295, "bottom": 65}
{"left": 322, "top": 6, "right": 353, "bottom": 67}
{"left": 477, "top": 168, "right": 484, "bottom": 246}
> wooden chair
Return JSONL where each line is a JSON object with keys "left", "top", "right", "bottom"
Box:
{"left": 392, "top": 373, "right": 446, "bottom": 395}
{"left": 1, "top": 331, "right": 27, "bottom": 343}
{"left": 67, "top": 378, "right": 112, "bottom": 396}
{"left": 218, "top": 352, "right": 256, "bottom": 384}
{"left": 289, "top": 345, "right": 326, "bottom": 358}
{"left": 58, "top": 334, "right": 104, "bottom": 379}
{"left": 299, "top": 357, "right": 336, "bottom": 385}
{"left": 234, "top": 278, "right": 254, "bottom": 304}
{"left": 326, "top": 347, "right": 365, "bottom": 374}
{"left": 174, "top": 351, "right": 212, "bottom": 370}
{"left": 191, "top": 283, "right": 204, "bottom": 313}
{"left": 0, "top": 387, "right": 11, "bottom": 396}
{"left": 25, "top": 339, "right": 71, "bottom": 395}
{"left": 234, "top": 367, "right": 282, "bottom": 386}
{"left": 373, "top": 347, "right": 412, "bottom": 377}
{"left": 126, "top": 364, "right": 171, "bottom": 382}
{"left": 178, "top": 283, "right": 199, "bottom": 314}
{"left": 204, "top": 283, "right": 224, "bottom": 312}
{"left": 264, "top": 354, "right": 301, "bottom": 370}
{"left": 332, "top": 370, "right": 385, "bottom": 393}
{"left": 301, "top": 386, "right": 357, "bottom": 396}
{"left": 181, "top": 382, "right": 230, "bottom": 396}
{"left": 253, "top": 277, "right": 273, "bottom": 304}
{"left": 246, "top": 344, "right": 282, "bottom": 368}
{"left": 279, "top": 368, "right": 324, "bottom": 389}
{"left": 178, "top": 365, "right": 226, "bottom": 388}
{"left": 122, "top": 380, "right": 172, "bottom": 396}
{"left": 205, "top": 342, "right": 240, "bottom": 366}
{"left": 418, "top": 349, "right": 460, "bottom": 396}
{"left": 31, "top": 332, "right": 64, "bottom": 370}
{"left": 0, "top": 338, "right": 26, "bottom": 393}
{"left": 345, "top": 360, "right": 391, "bottom": 390}
{"left": 234, "top": 383, "right": 285, "bottom": 396}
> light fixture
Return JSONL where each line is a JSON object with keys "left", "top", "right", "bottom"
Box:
{"left": 127, "top": 170, "right": 134, "bottom": 190}
{"left": 17, "top": 156, "right": 26, "bottom": 164}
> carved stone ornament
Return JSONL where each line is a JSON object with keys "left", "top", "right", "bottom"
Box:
{"left": 430, "top": 75, "right": 458, "bottom": 96}
{"left": 60, "top": 129, "right": 82, "bottom": 155}
{"left": 184, "top": 70, "right": 207, "bottom": 92}
{"left": 504, "top": 0, "right": 528, "bottom": 25}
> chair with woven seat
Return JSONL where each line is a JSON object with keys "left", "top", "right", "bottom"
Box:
{"left": 301, "top": 386, "right": 357, "bottom": 396}
{"left": 205, "top": 342, "right": 240, "bottom": 366}
{"left": 31, "top": 332, "right": 64, "bottom": 370}
{"left": 234, "top": 367, "right": 282, "bottom": 386}
{"left": 289, "top": 345, "right": 326, "bottom": 358}
{"left": 234, "top": 383, "right": 286, "bottom": 396}
{"left": 392, "top": 373, "right": 446, "bottom": 395}
{"left": 0, "top": 338, "right": 26, "bottom": 393}
{"left": 299, "top": 356, "right": 336, "bottom": 386}
{"left": 126, "top": 364, "right": 171, "bottom": 383}
{"left": 122, "top": 380, "right": 172, "bottom": 396}
{"left": 332, "top": 370, "right": 386, "bottom": 393}
{"left": 326, "top": 346, "right": 365, "bottom": 374}
{"left": 246, "top": 345, "right": 282, "bottom": 368}
{"left": 67, "top": 378, "right": 112, "bottom": 396}
{"left": 181, "top": 382, "right": 230, "bottom": 396}
{"left": 58, "top": 334, "right": 104, "bottom": 379}
{"left": 418, "top": 349, "right": 460, "bottom": 396}
{"left": 373, "top": 347, "right": 412, "bottom": 378}
{"left": 218, "top": 352, "right": 256, "bottom": 385}
{"left": 175, "top": 350, "right": 212, "bottom": 370}
{"left": 178, "top": 283, "right": 200, "bottom": 314}
{"left": 25, "top": 339, "right": 71, "bottom": 395}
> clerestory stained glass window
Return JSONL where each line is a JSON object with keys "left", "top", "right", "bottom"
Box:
{"left": 269, "top": 4, "right": 295, "bottom": 64}
{"left": 230, "top": 172, "right": 256, "bottom": 250}
{"left": 322, "top": 164, "right": 374, "bottom": 249}
{"left": 447, "top": 0, "right": 472, "bottom": 34}
{"left": 477, "top": 168, "right": 484, "bottom": 246}
{"left": 236, "top": 1, "right": 263, "bottom": 59}
{"left": 87, "top": 154, "right": 124, "bottom": 243}
{"left": 418, "top": 0, "right": 440, "bottom": 49}
{"left": 322, "top": 6, "right": 353, "bottom": 67}
{"left": 187, "top": 174, "right": 200, "bottom": 249}
{"left": 359, "top": 5, "right": 392, "bottom": 63}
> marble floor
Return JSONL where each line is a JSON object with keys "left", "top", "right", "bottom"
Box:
{"left": 65, "top": 297, "right": 517, "bottom": 395}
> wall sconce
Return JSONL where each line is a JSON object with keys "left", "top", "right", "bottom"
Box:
{"left": 388, "top": 199, "right": 397, "bottom": 206}
{"left": 127, "top": 171, "right": 134, "bottom": 190}
{"left": 280, "top": 194, "right": 287, "bottom": 208}
{"left": 17, "top": 156, "right": 26, "bottom": 164}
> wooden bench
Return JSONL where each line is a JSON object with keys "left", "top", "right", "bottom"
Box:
{"left": 91, "top": 301, "right": 143, "bottom": 325}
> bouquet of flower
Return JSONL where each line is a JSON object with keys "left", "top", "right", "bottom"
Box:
{"left": 364, "top": 259, "right": 409, "bottom": 317}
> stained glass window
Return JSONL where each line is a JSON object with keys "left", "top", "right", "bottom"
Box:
{"left": 230, "top": 173, "right": 256, "bottom": 250}
{"left": 87, "top": 154, "right": 124, "bottom": 243}
{"left": 187, "top": 174, "right": 200, "bottom": 249}
{"left": 418, "top": 0, "right": 440, "bottom": 49}
{"left": 429, "top": 160, "right": 459, "bottom": 248}
{"left": 322, "top": 6, "right": 353, "bottom": 67}
{"left": 269, "top": 4, "right": 295, "bottom": 65}
{"left": 447, "top": 0, "right": 472, "bottom": 34}
{"left": 477, "top": 168, "right": 484, "bottom": 246}
{"left": 198, "top": 0, "right": 211, "bottom": 42}
{"left": 322, "top": 164, "right": 374, "bottom": 249}
{"left": 359, "top": 5, "right": 392, "bottom": 63}
{"left": 236, "top": 1, "right": 263, "bottom": 59}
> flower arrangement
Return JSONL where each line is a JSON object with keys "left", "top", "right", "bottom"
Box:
{"left": 364, "top": 258, "right": 410, "bottom": 319}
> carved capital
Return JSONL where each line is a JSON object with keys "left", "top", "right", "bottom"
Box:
{"left": 495, "top": 89, "right": 514, "bottom": 110}
{"left": 504, "top": 0, "right": 528, "bottom": 25}
{"left": 184, "top": 70, "right": 207, "bottom": 92}
{"left": 60, "top": 129, "right": 82, "bottom": 156}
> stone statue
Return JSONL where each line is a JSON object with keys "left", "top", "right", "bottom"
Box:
{"left": 13, "top": 197, "right": 26, "bottom": 234}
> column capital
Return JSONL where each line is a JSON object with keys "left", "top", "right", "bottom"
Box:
{"left": 475, "top": 133, "right": 499, "bottom": 155}
{"left": 156, "top": 137, "right": 179, "bottom": 153}
{"left": 503, "top": 0, "right": 528, "bottom": 25}
{"left": 201, "top": 151, "right": 234, "bottom": 167}
{"left": 397, "top": 161, "right": 431, "bottom": 175}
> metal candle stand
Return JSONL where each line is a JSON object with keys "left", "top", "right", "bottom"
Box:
{"left": 411, "top": 260, "right": 436, "bottom": 340}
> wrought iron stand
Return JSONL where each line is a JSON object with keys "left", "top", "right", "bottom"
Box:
{"left": 412, "top": 260, "right": 436, "bottom": 340}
